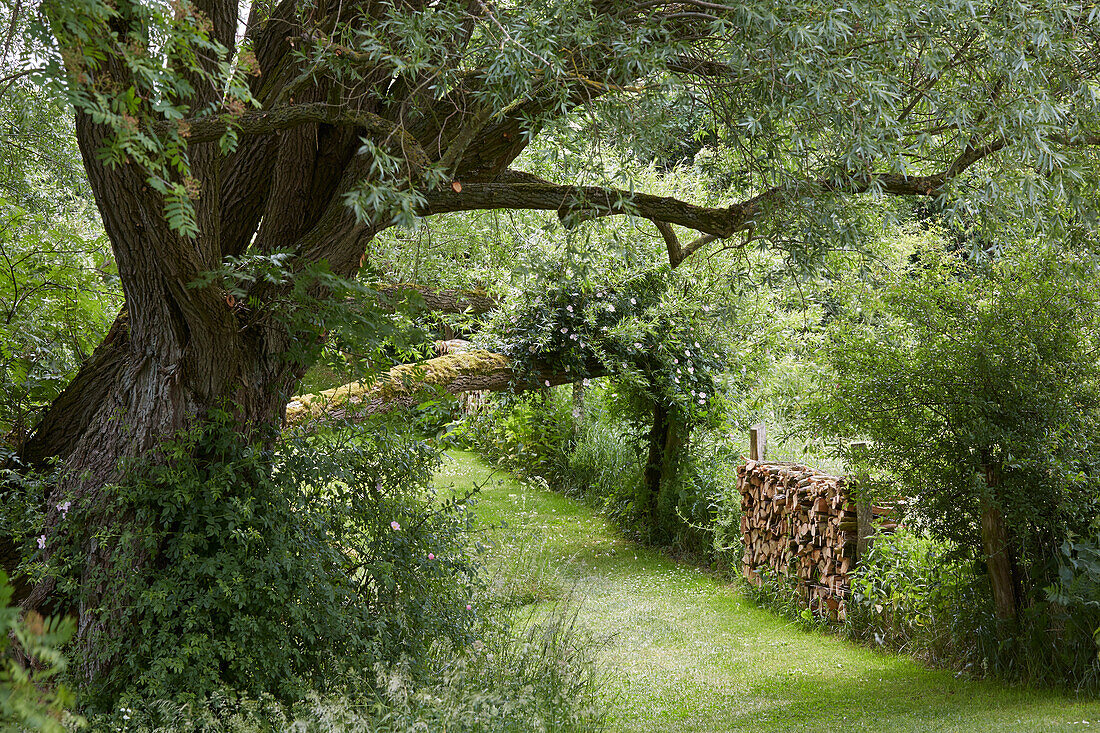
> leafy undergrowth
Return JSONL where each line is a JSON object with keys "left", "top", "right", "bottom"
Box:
{"left": 436, "top": 450, "right": 1100, "bottom": 733}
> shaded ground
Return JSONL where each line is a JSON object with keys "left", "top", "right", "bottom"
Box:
{"left": 435, "top": 450, "right": 1100, "bottom": 733}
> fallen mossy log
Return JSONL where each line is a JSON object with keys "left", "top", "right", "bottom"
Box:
{"left": 285, "top": 349, "right": 592, "bottom": 424}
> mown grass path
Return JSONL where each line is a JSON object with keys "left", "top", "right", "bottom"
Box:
{"left": 435, "top": 450, "right": 1100, "bottom": 733}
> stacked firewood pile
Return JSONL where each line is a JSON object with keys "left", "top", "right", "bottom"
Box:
{"left": 737, "top": 459, "right": 895, "bottom": 620}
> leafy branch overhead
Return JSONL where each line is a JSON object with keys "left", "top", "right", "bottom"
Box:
{"left": 33, "top": 0, "right": 1100, "bottom": 256}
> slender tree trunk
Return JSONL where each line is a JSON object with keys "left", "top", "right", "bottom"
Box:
{"left": 641, "top": 400, "right": 690, "bottom": 542}
{"left": 655, "top": 419, "right": 689, "bottom": 542}
{"left": 641, "top": 401, "right": 668, "bottom": 532}
{"left": 981, "top": 461, "right": 1019, "bottom": 623}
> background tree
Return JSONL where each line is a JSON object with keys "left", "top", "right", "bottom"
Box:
{"left": 804, "top": 241, "right": 1100, "bottom": 621}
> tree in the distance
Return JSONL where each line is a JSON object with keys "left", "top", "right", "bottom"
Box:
{"left": 6, "top": 0, "right": 1100, "bottom": 683}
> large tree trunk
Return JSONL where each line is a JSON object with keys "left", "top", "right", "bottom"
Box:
{"left": 20, "top": 128, "right": 308, "bottom": 682}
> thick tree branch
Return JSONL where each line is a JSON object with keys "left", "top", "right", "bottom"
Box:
{"left": 164, "top": 103, "right": 429, "bottom": 170}
{"left": 422, "top": 179, "right": 752, "bottom": 237}
{"left": 428, "top": 136, "right": 1017, "bottom": 252}
{"left": 285, "top": 350, "right": 597, "bottom": 422}
{"left": 651, "top": 218, "right": 683, "bottom": 267}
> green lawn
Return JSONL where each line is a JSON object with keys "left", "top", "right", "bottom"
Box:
{"left": 435, "top": 449, "right": 1100, "bottom": 733}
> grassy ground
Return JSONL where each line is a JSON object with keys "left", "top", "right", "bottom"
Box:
{"left": 435, "top": 449, "right": 1100, "bottom": 733}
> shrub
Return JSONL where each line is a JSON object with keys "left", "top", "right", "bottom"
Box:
{"left": 845, "top": 528, "right": 1100, "bottom": 690}
{"left": 40, "top": 412, "right": 481, "bottom": 711}
{"left": 0, "top": 570, "right": 82, "bottom": 732}
{"left": 556, "top": 418, "right": 642, "bottom": 527}
{"left": 450, "top": 390, "right": 573, "bottom": 476}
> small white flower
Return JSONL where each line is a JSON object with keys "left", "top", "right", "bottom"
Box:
{"left": 566, "top": 305, "right": 574, "bottom": 312}
{"left": 608, "top": 304, "right": 615, "bottom": 312}
{"left": 630, "top": 298, "right": 636, "bottom": 305}
{"left": 570, "top": 334, "right": 578, "bottom": 340}
{"left": 673, "top": 377, "right": 679, "bottom": 383}
{"left": 583, "top": 379, "right": 590, "bottom": 386}
{"left": 703, "top": 305, "right": 710, "bottom": 312}
{"left": 37, "top": 535, "right": 46, "bottom": 549}
{"left": 685, "top": 350, "right": 692, "bottom": 356}
{"left": 691, "top": 390, "right": 696, "bottom": 397}
{"left": 695, "top": 341, "right": 700, "bottom": 348}
{"left": 700, "top": 392, "right": 707, "bottom": 398}
{"left": 545, "top": 380, "right": 551, "bottom": 387}
{"left": 634, "top": 342, "right": 642, "bottom": 349}
{"left": 688, "top": 366, "right": 694, "bottom": 374}
{"left": 560, "top": 327, "right": 568, "bottom": 334}
{"left": 673, "top": 358, "right": 679, "bottom": 364}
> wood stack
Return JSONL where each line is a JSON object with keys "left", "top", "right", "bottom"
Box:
{"left": 737, "top": 459, "right": 894, "bottom": 621}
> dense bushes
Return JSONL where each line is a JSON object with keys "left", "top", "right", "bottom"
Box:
{"left": 85, "top": 602, "right": 604, "bottom": 732}
{"left": 843, "top": 528, "right": 1100, "bottom": 690}
{"left": 5, "top": 409, "right": 607, "bottom": 729}
{"left": 1, "top": 571, "right": 80, "bottom": 732}
{"left": 25, "top": 413, "right": 475, "bottom": 709}
{"left": 451, "top": 381, "right": 740, "bottom": 559}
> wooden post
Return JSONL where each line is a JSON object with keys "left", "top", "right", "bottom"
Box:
{"left": 848, "top": 441, "right": 874, "bottom": 563}
{"left": 749, "top": 423, "right": 766, "bottom": 462}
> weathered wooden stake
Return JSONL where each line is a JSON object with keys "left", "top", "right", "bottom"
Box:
{"left": 848, "top": 441, "right": 874, "bottom": 562}
{"left": 749, "top": 423, "right": 766, "bottom": 461}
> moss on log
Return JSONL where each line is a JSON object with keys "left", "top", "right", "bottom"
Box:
{"left": 286, "top": 348, "right": 519, "bottom": 424}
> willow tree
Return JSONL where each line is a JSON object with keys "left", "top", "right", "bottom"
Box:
{"left": 9, "top": 0, "right": 1100, "bottom": 672}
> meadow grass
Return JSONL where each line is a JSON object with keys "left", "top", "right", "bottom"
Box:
{"left": 435, "top": 449, "right": 1100, "bottom": 733}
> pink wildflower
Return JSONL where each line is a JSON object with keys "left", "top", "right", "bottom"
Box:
{"left": 37, "top": 535, "right": 45, "bottom": 549}
{"left": 428, "top": 553, "right": 435, "bottom": 560}
{"left": 390, "top": 520, "right": 401, "bottom": 531}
